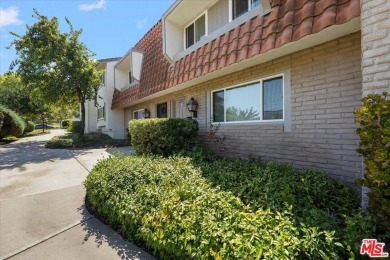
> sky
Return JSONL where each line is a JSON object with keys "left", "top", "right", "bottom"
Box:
{"left": 0, "top": 0, "right": 173, "bottom": 74}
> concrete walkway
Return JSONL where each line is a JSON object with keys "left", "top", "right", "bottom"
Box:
{"left": 0, "top": 130, "right": 154, "bottom": 260}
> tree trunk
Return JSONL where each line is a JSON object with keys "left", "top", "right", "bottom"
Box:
{"left": 80, "top": 100, "right": 85, "bottom": 136}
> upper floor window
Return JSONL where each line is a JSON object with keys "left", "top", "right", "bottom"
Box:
{"left": 128, "top": 71, "right": 134, "bottom": 84}
{"left": 232, "top": 0, "right": 260, "bottom": 20}
{"left": 163, "top": 0, "right": 271, "bottom": 61}
{"left": 212, "top": 75, "right": 283, "bottom": 123}
{"left": 185, "top": 13, "right": 206, "bottom": 49}
{"left": 100, "top": 71, "right": 105, "bottom": 85}
{"left": 97, "top": 103, "right": 106, "bottom": 120}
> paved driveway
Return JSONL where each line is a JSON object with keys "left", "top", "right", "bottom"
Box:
{"left": 0, "top": 130, "right": 154, "bottom": 260}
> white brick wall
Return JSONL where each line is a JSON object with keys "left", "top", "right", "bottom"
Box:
{"left": 361, "top": 0, "right": 390, "bottom": 95}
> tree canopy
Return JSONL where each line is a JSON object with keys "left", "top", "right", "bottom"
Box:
{"left": 226, "top": 106, "right": 260, "bottom": 121}
{"left": 9, "top": 9, "right": 102, "bottom": 135}
{"left": 0, "top": 73, "right": 42, "bottom": 118}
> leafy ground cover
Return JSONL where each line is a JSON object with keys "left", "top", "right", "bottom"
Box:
{"left": 45, "top": 132, "right": 128, "bottom": 149}
{"left": 85, "top": 148, "right": 374, "bottom": 259}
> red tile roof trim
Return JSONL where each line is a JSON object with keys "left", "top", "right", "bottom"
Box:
{"left": 112, "top": 0, "right": 360, "bottom": 109}
{"left": 112, "top": 21, "right": 171, "bottom": 109}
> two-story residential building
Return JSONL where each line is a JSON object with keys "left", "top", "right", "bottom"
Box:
{"left": 86, "top": 0, "right": 390, "bottom": 186}
{"left": 85, "top": 57, "right": 125, "bottom": 139}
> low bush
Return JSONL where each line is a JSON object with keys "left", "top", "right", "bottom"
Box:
{"left": 68, "top": 120, "right": 82, "bottom": 133}
{"left": 85, "top": 155, "right": 374, "bottom": 259}
{"left": 61, "top": 119, "right": 71, "bottom": 129}
{"left": 24, "top": 121, "right": 35, "bottom": 133}
{"left": 45, "top": 136, "right": 74, "bottom": 148}
{"left": 129, "top": 118, "right": 198, "bottom": 156}
{"left": 1, "top": 136, "right": 18, "bottom": 143}
{"left": 46, "top": 132, "right": 127, "bottom": 149}
{"left": 0, "top": 105, "right": 26, "bottom": 139}
{"left": 355, "top": 92, "right": 390, "bottom": 238}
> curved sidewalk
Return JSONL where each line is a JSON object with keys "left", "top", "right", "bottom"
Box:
{"left": 0, "top": 130, "right": 152, "bottom": 260}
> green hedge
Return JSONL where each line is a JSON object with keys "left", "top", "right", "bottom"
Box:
{"left": 355, "top": 92, "right": 390, "bottom": 238}
{"left": 85, "top": 155, "right": 374, "bottom": 259}
{"left": 129, "top": 118, "right": 198, "bottom": 156}
{"left": 0, "top": 105, "right": 26, "bottom": 139}
{"left": 24, "top": 121, "right": 35, "bottom": 133}
{"left": 61, "top": 119, "right": 71, "bottom": 129}
{"left": 68, "top": 120, "right": 82, "bottom": 133}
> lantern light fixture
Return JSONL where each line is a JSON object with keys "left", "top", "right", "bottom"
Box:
{"left": 142, "top": 108, "right": 150, "bottom": 119}
{"left": 186, "top": 97, "right": 198, "bottom": 118}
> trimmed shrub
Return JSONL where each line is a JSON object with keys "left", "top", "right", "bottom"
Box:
{"left": 45, "top": 136, "right": 74, "bottom": 148}
{"left": 61, "top": 119, "right": 71, "bottom": 129}
{"left": 85, "top": 155, "right": 374, "bottom": 259}
{"left": 0, "top": 105, "right": 26, "bottom": 139}
{"left": 129, "top": 118, "right": 198, "bottom": 156}
{"left": 355, "top": 92, "right": 390, "bottom": 238}
{"left": 45, "top": 132, "right": 125, "bottom": 149}
{"left": 68, "top": 120, "right": 82, "bottom": 133}
{"left": 24, "top": 121, "right": 35, "bottom": 133}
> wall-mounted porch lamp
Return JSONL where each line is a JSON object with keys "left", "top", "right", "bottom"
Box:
{"left": 142, "top": 108, "right": 150, "bottom": 119}
{"left": 186, "top": 97, "right": 198, "bottom": 118}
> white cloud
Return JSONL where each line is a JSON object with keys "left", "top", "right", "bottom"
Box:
{"left": 136, "top": 17, "right": 148, "bottom": 29}
{"left": 0, "top": 7, "right": 23, "bottom": 29}
{"left": 78, "top": 0, "right": 106, "bottom": 11}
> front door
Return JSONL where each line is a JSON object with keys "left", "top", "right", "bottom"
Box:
{"left": 173, "top": 98, "right": 187, "bottom": 119}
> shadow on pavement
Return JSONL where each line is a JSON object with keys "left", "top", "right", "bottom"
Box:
{"left": 78, "top": 204, "right": 155, "bottom": 260}
{"left": 0, "top": 139, "right": 91, "bottom": 172}
{"left": 105, "top": 146, "right": 135, "bottom": 157}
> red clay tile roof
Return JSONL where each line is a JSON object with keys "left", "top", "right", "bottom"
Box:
{"left": 112, "top": 21, "right": 171, "bottom": 109}
{"left": 112, "top": 0, "right": 360, "bottom": 109}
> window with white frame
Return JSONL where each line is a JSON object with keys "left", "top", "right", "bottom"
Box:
{"left": 133, "top": 109, "right": 145, "bottom": 120}
{"left": 232, "top": 0, "right": 261, "bottom": 20}
{"left": 97, "top": 103, "right": 106, "bottom": 120}
{"left": 185, "top": 13, "right": 206, "bottom": 49}
{"left": 212, "top": 75, "right": 283, "bottom": 123}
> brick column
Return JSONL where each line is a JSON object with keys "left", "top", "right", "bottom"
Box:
{"left": 361, "top": 0, "right": 390, "bottom": 96}
{"left": 360, "top": 0, "right": 390, "bottom": 208}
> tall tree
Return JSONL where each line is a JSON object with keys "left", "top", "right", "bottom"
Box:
{"left": 0, "top": 73, "right": 43, "bottom": 118}
{"left": 9, "top": 9, "right": 101, "bottom": 135}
